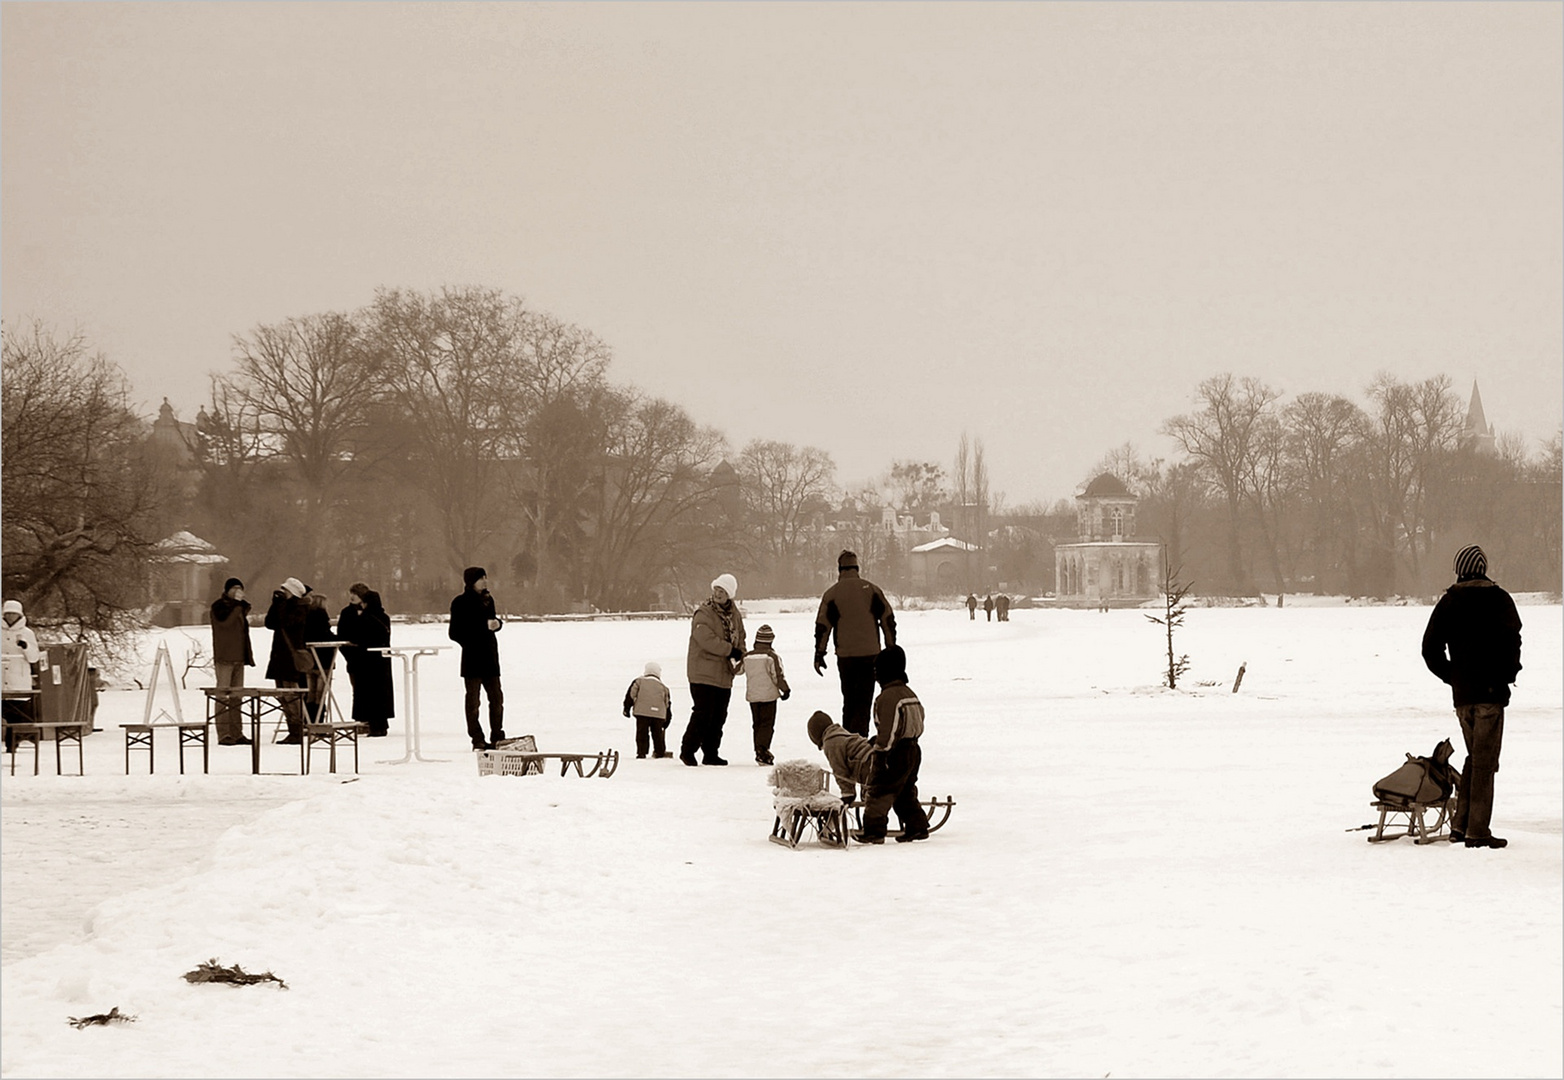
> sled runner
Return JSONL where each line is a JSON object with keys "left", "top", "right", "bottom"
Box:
{"left": 767, "top": 760, "right": 850, "bottom": 849}
{"left": 1366, "top": 739, "right": 1459, "bottom": 845}
{"left": 844, "top": 795, "right": 956, "bottom": 838}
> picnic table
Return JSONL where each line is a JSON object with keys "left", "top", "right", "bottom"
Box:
{"left": 202, "top": 687, "right": 308, "bottom": 775}
{"left": 4, "top": 714, "right": 88, "bottom": 776}
{"left": 119, "top": 719, "right": 212, "bottom": 775}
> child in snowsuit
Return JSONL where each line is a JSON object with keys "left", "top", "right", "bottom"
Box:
{"left": 623, "top": 661, "right": 673, "bottom": 759}
{"left": 807, "top": 710, "right": 875, "bottom": 797}
{"left": 742, "top": 624, "right": 790, "bottom": 765}
{"left": 864, "top": 645, "right": 931, "bottom": 843}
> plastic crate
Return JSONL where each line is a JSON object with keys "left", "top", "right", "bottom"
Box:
{"left": 477, "top": 734, "right": 543, "bottom": 776}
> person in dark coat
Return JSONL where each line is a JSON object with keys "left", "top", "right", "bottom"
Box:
{"left": 680, "top": 573, "right": 746, "bottom": 766}
{"left": 965, "top": 593, "right": 977, "bottom": 620}
{"left": 860, "top": 644, "right": 931, "bottom": 843}
{"left": 813, "top": 550, "right": 896, "bottom": 740}
{"left": 983, "top": 594, "right": 994, "bottom": 622}
{"left": 996, "top": 593, "right": 1010, "bottom": 622}
{"left": 263, "top": 577, "right": 310, "bottom": 743}
{"left": 209, "top": 577, "right": 254, "bottom": 745}
{"left": 338, "top": 583, "right": 394, "bottom": 737}
{"left": 1421, "top": 544, "right": 1523, "bottom": 849}
{"left": 449, "top": 566, "right": 505, "bottom": 751}
{"left": 301, "top": 590, "right": 337, "bottom": 724}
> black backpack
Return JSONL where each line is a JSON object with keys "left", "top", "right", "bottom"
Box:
{"left": 1372, "top": 738, "right": 1458, "bottom": 806}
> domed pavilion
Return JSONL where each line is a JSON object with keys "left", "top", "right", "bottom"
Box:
{"left": 1053, "top": 473, "right": 1162, "bottom": 607}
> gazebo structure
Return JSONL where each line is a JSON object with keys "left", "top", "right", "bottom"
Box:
{"left": 1053, "top": 474, "right": 1162, "bottom": 608}
{"left": 150, "top": 531, "right": 228, "bottom": 627}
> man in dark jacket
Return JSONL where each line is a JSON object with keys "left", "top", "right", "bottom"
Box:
{"left": 449, "top": 566, "right": 505, "bottom": 751}
{"left": 813, "top": 550, "right": 896, "bottom": 740}
{"left": 1421, "top": 544, "right": 1523, "bottom": 849}
{"left": 338, "top": 584, "right": 394, "bottom": 737}
{"left": 209, "top": 577, "right": 254, "bottom": 746}
{"left": 263, "top": 577, "right": 310, "bottom": 743}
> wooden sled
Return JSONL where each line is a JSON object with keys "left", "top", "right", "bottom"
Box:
{"left": 845, "top": 795, "right": 956, "bottom": 838}
{"left": 1367, "top": 791, "right": 1457, "bottom": 844}
{"left": 478, "top": 747, "right": 619, "bottom": 779}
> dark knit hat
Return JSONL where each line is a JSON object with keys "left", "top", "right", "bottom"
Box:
{"left": 755, "top": 624, "right": 775, "bottom": 646}
{"left": 223, "top": 577, "right": 244, "bottom": 593}
{"left": 807, "top": 711, "right": 832, "bottom": 748}
{"left": 838, "top": 549, "right": 859, "bottom": 570}
{"left": 875, "top": 645, "right": 907, "bottom": 685}
{"left": 463, "top": 566, "right": 487, "bottom": 588}
{"left": 1454, "top": 545, "right": 1487, "bottom": 580}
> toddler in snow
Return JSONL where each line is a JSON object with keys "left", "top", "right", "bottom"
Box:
{"left": 742, "top": 624, "right": 790, "bottom": 765}
{"left": 622, "top": 661, "right": 673, "bottom": 759}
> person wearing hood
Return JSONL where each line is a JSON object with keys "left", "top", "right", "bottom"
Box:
{"left": 623, "top": 660, "right": 673, "bottom": 759}
{"left": 807, "top": 710, "right": 876, "bottom": 798}
{"left": 2, "top": 599, "right": 42, "bottom": 746}
{"left": 680, "top": 573, "right": 746, "bottom": 766}
{"left": 209, "top": 578, "right": 254, "bottom": 746}
{"left": 860, "top": 644, "right": 931, "bottom": 843}
{"left": 813, "top": 550, "right": 896, "bottom": 740}
{"left": 263, "top": 577, "right": 311, "bottom": 744}
{"left": 1421, "top": 544, "right": 1523, "bottom": 849}
{"left": 338, "top": 584, "right": 394, "bottom": 737}
{"left": 301, "top": 590, "right": 338, "bottom": 724}
{"left": 449, "top": 566, "right": 505, "bottom": 751}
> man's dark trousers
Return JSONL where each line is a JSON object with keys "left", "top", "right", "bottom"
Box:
{"left": 1453, "top": 703, "right": 1504, "bottom": 841}
{"left": 464, "top": 676, "right": 504, "bottom": 747}
{"left": 837, "top": 655, "right": 877, "bottom": 737}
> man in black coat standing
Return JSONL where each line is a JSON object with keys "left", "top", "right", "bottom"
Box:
{"left": 813, "top": 550, "right": 896, "bottom": 744}
{"left": 1421, "top": 544, "right": 1523, "bottom": 849}
{"left": 449, "top": 566, "right": 506, "bottom": 751}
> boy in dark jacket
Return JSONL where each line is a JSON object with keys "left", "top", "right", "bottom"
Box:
{"left": 1421, "top": 544, "right": 1523, "bottom": 849}
{"left": 209, "top": 578, "right": 254, "bottom": 745}
{"left": 623, "top": 661, "right": 673, "bottom": 759}
{"left": 858, "top": 645, "right": 931, "bottom": 843}
{"left": 449, "top": 566, "right": 505, "bottom": 751}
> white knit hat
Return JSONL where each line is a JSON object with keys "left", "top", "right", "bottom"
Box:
{"left": 644, "top": 661, "right": 662, "bottom": 678}
{"left": 711, "top": 573, "right": 738, "bottom": 598}
{"left": 281, "top": 577, "right": 306, "bottom": 598}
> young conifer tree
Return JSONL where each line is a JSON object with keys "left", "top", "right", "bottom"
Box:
{"left": 1146, "top": 546, "right": 1192, "bottom": 689}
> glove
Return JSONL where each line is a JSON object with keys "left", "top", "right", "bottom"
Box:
{"left": 780, "top": 689, "right": 790, "bottom": 701}
{"left": 623, "top": 709, "right": 631, "bottom": 718}
{"left": 729, "top": 646, "right": 744, "bottom": 662}
{"left": 813, "top": 653, "right": 827, "bottom": 676}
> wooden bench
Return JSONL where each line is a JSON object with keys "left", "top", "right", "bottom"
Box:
{"left": 5, "top": 719, "right": 87, "bottom": 776}
{"left": 121, "top": 721, "right": 211, "bottom": 775}
{"left": 304, "top": 721, "right": 368, "bottom": 775}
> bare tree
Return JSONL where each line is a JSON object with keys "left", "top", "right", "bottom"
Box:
{"left": 580, "top": 391, "right": 732, "bottom": 610}
{"left": 738, "top": 440, "right": 837, "bottom": 592}
{"left": 1163, "top": 374, "right": 1281, "bottom": 594}
{"left": 1361, "top": 373, "right": 1463, "bottom": 590}
{"left": 1282, "top": 392, "right": 1365, "bottom": 593}
{"left": 220, "top": 311, "right": 380, "bottom": 577}
{"left": 365, "top": 286, "right": 529, "bottom": 577}
{"left": 1, "top": 322, "right": 164, "bottom": 658}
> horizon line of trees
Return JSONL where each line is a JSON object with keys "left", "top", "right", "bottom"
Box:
{"left": 5, "top": 292, "right": 1561, "bottom": 654}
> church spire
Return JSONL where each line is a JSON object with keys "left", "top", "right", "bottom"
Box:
{"left": 1463, "top": 381, "right": 1496, "bottom": 455}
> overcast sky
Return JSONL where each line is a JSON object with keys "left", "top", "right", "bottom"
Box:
{"left": 4, "top": 2, "right": 1560, "bottom": 505}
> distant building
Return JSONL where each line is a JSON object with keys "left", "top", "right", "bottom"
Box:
{"left": 1053, "top": 473, "right": 1162, "bottom": 607}
{"left": 906, "top": 536, "right": 979, "bottom": 594}
{"left": 1461, "top": 381, "right": 1497, "bottom": 456}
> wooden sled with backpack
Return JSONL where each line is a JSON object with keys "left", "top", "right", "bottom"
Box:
{"left": 1360, "top": 738, "right": 1460, "bottom": 845}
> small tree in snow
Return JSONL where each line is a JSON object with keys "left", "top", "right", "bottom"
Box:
{"left": 1146, "top": 548, "right": 1192, "bottom": 689}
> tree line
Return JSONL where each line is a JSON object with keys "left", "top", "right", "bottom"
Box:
{"left": 4, "top": 292, "right": 1560, "bottom": 654}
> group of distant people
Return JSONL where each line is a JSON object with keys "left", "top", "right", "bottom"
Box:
{"left": 964, "top": 592, "right": 1010, "bottom": 621}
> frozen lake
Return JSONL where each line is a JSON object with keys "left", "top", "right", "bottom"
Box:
{"left": 2, "top": 599, "right": 1560, "bottom": 1078}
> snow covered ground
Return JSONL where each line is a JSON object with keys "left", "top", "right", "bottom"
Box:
{"left": 2, "top": 600, "right": 1560, "bottom": 1078}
